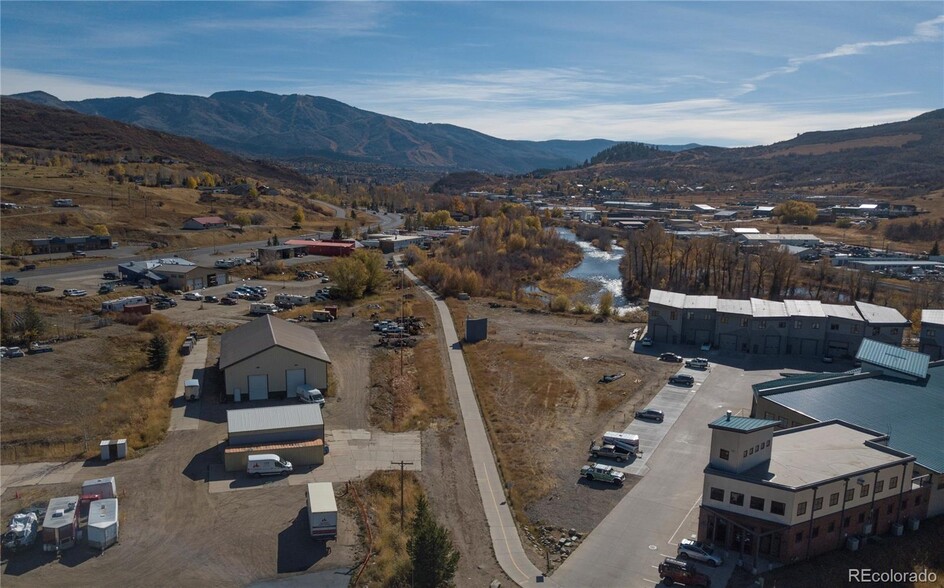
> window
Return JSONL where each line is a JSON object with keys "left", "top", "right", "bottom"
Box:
{"left": 916, "top": 496, "right": 922, "bottom": 506}
{"left": 750, "top": 496, "right": 765, "bottom": 511}
{"left": 779, "top": 417, "right": 789, "bottom": 428}
{"left": 795, "top": 532, "right": 803, "bottom": 544}
{"left": 890, "top": 476, "right": 898, "bottom": 489}
{"left": 812, "top": 526, "right": 819, "bottom": 539}
{"left": 872, "top": 327, "right": 881, "bottom": 336}
{"left": 829, "top": 492, "right": 839, "bottom": 507}
{"left": 770, "top": 501, "right": 785, "bottom": 515}
{"left": 845, "top": 489, "right": 855, "bottom": 502}
{"left": 827, "top": 521, "right": 835, "bottom": 533}
{"left": 794, "top": 320, "right": 803, "bottom": 329}
{"left": 653, "top": 310, "right": 661, "bottom": 317}
{"left": 902, "top": 499, "right": 908, "bottom": 509}
{"left": 852, "top": 325, "right": 860, "bottom": 334}
{"left": 710, "top": 487, "right": 724, "bottom": 501}
{"left": 797, "top": 501, "right": 807, "bottom": 516}
{"left": 740, "top": 318, "right": 749, "bottom": 327}
{"left": 730, "top": 492, "right": 744, "bottom": 506}
{"left": 887, "top": 504, "right": 894, "bottom": 515}
{"left": 927, "top": 329, "right": 936, "bottom": 337}
{"left": 778, "top": 321, "right": 787, "bottom": 329}
{"left": 766, "top": 440, "right": 771, "bottom": 448}
{"left": 891, "top": 328, "right": 899, "bottom": 335}
{"left": 875, "top": 480, "right": 884, "bottom": 493}
{"left": 720, "top": 316, "right": 729, "bottom": 324}
{"left": 758, "top": 320, "right": 767, "bottom": 329}
{"left": 764, "top": 411, "right": 776, "bottom": 420}
{"left": 843, "top": 516, "right": 850, "bottom": 528}
{"left": 670, "top": 311, "right": 677, "bottom": 320}
{"left": 812, "top": 321, "right": 820, "bottom": 330}
{"left": 686, "top": 311, "right": 694, "bottom": 320}
{"left": 860, "top": 483, "right": 870, "bottom": 498}
{"left": 704, "top": 313, "right": 711, "bottom": 320}
{"left": 830, "top": 323, "right": 840, "bottom": 331}
{"left": 750, "top": 447, "right": 754, "bottom": 455}
{"left": 813, "top": 497, "right": 823, "bottom": 511}
{"left": 743, "top": 450, "right": 748, "bottom": 458}
{"left": 756, "top": 444, "right": 761, "bottom": 452}
{"left": 858, "top": 512, "right": 865, "bottom": 523}
{"left": 719, "top": 448, "right": 730, "bottom": 460}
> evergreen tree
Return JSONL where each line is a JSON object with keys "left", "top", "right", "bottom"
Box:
{"left": 332, "top": 225, "right": 343, "bottom": 240}
{"left": 407, "top": 495, "right": 460, "bottom": 588}
{"left": 931, "top": 241, "right": 940, "bottom": 257}
{"left": 146, "top": 334, "right": 169, "bottom": 370}
{"left": 20, "top": 300, "right": 46, "bottom": 345}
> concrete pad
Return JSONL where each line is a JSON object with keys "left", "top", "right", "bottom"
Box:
{"left": 0, "top": 461, "right": 85, "bottom": 493}
{"left": 168, "top": 337, "right": 208, "bottom": 432}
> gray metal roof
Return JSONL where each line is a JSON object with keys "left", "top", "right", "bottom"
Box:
{"left": 760, "top": 365, "right": 944, "bottom": 473}
{"left": 922, "top": 309, "right": 944, "bottom": 327}
{"left": 88, "top": 498, "right": 118, "bottom": 527}
{"left": 227, "top": 403, "right": 323, "bottom": 435}
{"left": 219, "top": 315, "right": 331, "bottom": 369}
{"left": 683, "top": 295, "right": 718, "bottom": 309}
{"left": 784, "top": 299, "right": 826, "bottom": 318}
{"left": 43, "top": 496, "right": 79, "bottom": 529}
{"left": 855, "top": 301, "right": 908, "bottom": 325}
{"left": 750, "top": 298, "right": 788, "bottom": 318}
{"left": 649, "top": 289, "right": 686, "bottom": 309}
{"left": 717, "top": 299, "right": 753, "bottom": 315}
{"left": 822, "top": 304, "right": 864, "bottom": 322}
{"left": 855, "top": 338, "right": 930, "bottom": 379}
{"left": 709, "top": 414, "right": 780, "bottom": 432}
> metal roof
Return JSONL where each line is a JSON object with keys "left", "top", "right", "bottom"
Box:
{"left": 822, "top": 304, "right": 864, "bottom": 322}
{"left": 731, "top": 227, "right": 760, "bottom": 234}
{"left": 753, "top": 372, "right": 864, "bottom": 396}
{"left": 855, "top": 301, "right": 909, "bottom": 325}
{"left": 855, "top": 338, "right": 930, "bottom": 379}
{"left": 922, "top": 309, "right": 944, "bottom": 327}
{"left": 759, "top": 365, "right": 944, "bottom": 473}
{"left": 648, "top": 289, "right": 687, "bottom": 309}
{"left": 88, "top": 498, "right": 118, "bottom": 527}
{"left": 219, "top": 315, "right": 331, "bottom": 369}
{"left": 307, "top": 482, "right": 338, "bottom": 514}
{"left": 784, "top": 299, "right": 826, "bottom": 318}
{"left": 716, "top": 299, "right": 753, "bottom": 315}
{"left": 708, "top": 414, "right": 780, "bottom": 432}
{"left": 227, "top": 403, "right": 323, "bottom": 435}
{"left": 750, "top": 298, "right": 788, "bottom": 318}
{"left": 43, "top": 496, "right": 79, "bottom": 529}
{"left": 683, "top": 295, "right": 718, "bottom": 309}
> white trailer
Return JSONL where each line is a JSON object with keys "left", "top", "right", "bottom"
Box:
{"left": 249, "top": 302, "right": 279, "bottom": 315}
{"left": 81, "top": 476, "right": 117, "bottom": 499}
{"left": 185, "top": 379, "right": 201, "bottom": 401}
{"left": 274, "top": 293, "right": 308, "bottom": 307}
{"left": 603, "top": 431, "right": 640, "bottom": 453}
{"left": 306, "top": 482, "right": 338, "bottom": 541}
{"left": 101, "top": 296, "right": 148, "bottom": 312}
{"left": 87, "top": 498, "right": 119, "bottom": 551}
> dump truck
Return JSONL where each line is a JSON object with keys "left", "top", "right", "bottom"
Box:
{"left": 306, "top": 482, "right": 338, "bottom": 541}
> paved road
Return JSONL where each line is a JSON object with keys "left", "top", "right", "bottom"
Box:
{"left": 554, "top": 359, "right": 794, "bottom": 588}
{"left": 402, "top": 263, "right": 557, "bottom": 588}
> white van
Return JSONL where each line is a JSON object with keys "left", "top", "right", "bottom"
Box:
{"left": 247, "top": 454, "right": 293, "bottom": 477}
{"left": 296, "top": 385, "right": 325, "bottom": 406}
{"left": 249, "top": 302, "right": 278, "bottom": 315}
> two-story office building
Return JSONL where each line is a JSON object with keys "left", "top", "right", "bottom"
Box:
{"left": 699, "top": 415, "right": 929, "bottom": 565}
{"left": 919, "top": 309, "right": 944, "bottom": 360}
{"left": 854, "top": 301, "right": 910, "bottom": 346}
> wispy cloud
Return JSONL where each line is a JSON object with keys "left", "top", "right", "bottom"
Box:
{"left": 0, "top": 68, "right": 152, "bottom": 101}
{"left": 187, "top": 2, "right": 392, "bottom": 36}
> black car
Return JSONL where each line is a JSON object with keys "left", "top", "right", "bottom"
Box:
{"left": 204, "top": 296, "right": 219, "bottom": 303}
{"left": 2, "top": 277, "right": 19, "bottom": 286}
{"left": 635, "top": 409, "right": 665, "bottom": 422}
{"left": 35, "top": 285, "right": 55, "bottom": 292}
{"left": 19, "top": 264, "right": 36, "bottom": 272}
{"left": 220, "top": 297, "right": 238, "bottom": 306}
{"left": 659, "top": 352, "right": 684, "bottom": 363}
{"left": 669, "top": 374, "right": 695, "bottom": 387}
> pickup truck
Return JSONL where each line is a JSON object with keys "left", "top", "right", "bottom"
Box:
{"left": 658, "top": 557, "right": 711, "bottom": 587}
{"left": 580, "top": 463, "right": 625, "bottom": 485}
{"left": 589, "top": 442, "right": 631, "bottom": 462}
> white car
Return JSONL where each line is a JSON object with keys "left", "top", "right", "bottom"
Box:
{"left": 63, "top": 289, "right": 87, "bottom": 297}
{"left": 677, "top": 539, "right": 723, "bottom": 567}
{"left": 183, "top": 292, "right": 203, "bottom": 301}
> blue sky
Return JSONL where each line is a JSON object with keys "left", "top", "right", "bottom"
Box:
{"left": 1, "top": 2, "right": 942, "bottom": 146}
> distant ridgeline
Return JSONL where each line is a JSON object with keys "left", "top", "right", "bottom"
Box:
{"left": 589, "top": 142, "right": 666, "bottom": 165}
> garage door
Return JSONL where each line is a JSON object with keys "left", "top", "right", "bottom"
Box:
{"left": 764, "top": 336, "right": 781, "bottom": 355}
{"left": 286, "top": 368, "right": 306, "bottom": 397}
{"left": 719, "top": 334, "right": 737, "bottom": 353}
{"left": 800, "top": 339, "right": 818, "bottom": 356}
{"left": 695, "top": 330, "right": 711, "bottom": 345}
{"left": 826, "top": 341, "right": 848, "bottom": 358}
{"left": 654, "top": 324, "right": 669, "bottom": 343}
{"left": 248, "top": 375, "right": 268, "bottom": 401}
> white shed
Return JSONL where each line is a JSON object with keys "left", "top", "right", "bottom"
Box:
{"left": 82, "top": 477, "right": 117, "bottom": 499}
{"left": 87, "top": 498, "right": 119, "bottom": 550}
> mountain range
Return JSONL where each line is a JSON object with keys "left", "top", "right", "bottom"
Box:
{"left": 8, "top": 90, "right": 696, "bottom": 174}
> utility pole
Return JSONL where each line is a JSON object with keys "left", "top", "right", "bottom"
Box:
{"left": 400, "top": 268, "right": 404, "bottom": 375}
{"left": 391, "top": 459, "right": 414, "bottom": 530}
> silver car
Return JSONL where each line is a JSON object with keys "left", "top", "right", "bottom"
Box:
{"left": 677, "top": 538, "right": 723, "bottom": 567}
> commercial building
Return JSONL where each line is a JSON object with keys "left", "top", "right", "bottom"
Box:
{"left": 257, "top": 244, "right": 309, "bottom": 263}
{"left": 117, "top": 258, "right": 226, "bottom": 291}
{"left": 647, "top": 289, "right": 907, "bottom": 356}
{"left": 919, "top": 309, "right": 944, "bottom": 360}
{"left": 28, "top": 235, "right": 113, "bottom": 254}
{"left": 736, "top": 234, "right": 823, "bottom": 248}
{"left": 698, "top": 415, "right": 929, "bottom": 564}
{"left": 282, "top": 239, "right": 356, "bottom": 257}
{"left": 219, "top": 315, "right": 331, "bottom": 402}
{"left": 224, "top": 404, "right": 325, "bottom": 472}
{"left": 752, "top": 342, "right": 943, "bottom": 518}
{"left": 379, "top": 235, "right": 426, "bottom": 254}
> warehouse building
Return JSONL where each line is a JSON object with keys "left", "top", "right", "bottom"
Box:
{"left": 379, "top": 235, "right": 426, "bottom": 254}
{"left": 752, "top": 341, "right": 944, "bottom": 518}
{"left": 698, "top": 415, "right": 929, "bottom": 565}
{"left": 219, "top": 315, "right": 331, "bottom": 402}
{"left": 224, "top": 403, "right": 326, "bottom": 471}
{"left": 28, "top": 234, "right": 112, "bottom": 254}
{"left": 283, "top": 239, "right": 355, "bottom": 257}
{"left": 117, "top": 258, "right": 226, "bottom": 291}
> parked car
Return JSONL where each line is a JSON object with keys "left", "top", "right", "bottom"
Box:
{"left": 35, "top": 285, "right": 54, "bottom": 293}
{"left": 226, "top": 290, "right": 245, "bottom": 299}
{"left": 669, "top": 374, "right": 695, "bottom": 387}
{"left": 19, "top": 264, "right": 36, "bottom": 272}
{"left": 220, "top": 297, "right": 238, "bottom": 306}
{"left": 2, "top": 277, "right": 19, "bottom": 286}
{"left": 183, "top": 291, "right": 203, "bottom": 301}
{"left": 685, "top": 358, "right": 710, "bottom": 370}
{"left": 660, "top": 352, "right": 684, "bottom": 363}
{"left": 5, "top": 347, "right": 25, "bottom": 358}
{"left": 640, "top": 336, "right": 653, "bottom": 346}
{"left": 98, "top": 284, "right": 114, "bottom": 294}
{"left": 658, "top": 557, "right": 711, "bottom": 587}
{"left": 203, "top": 296, "right": 219, "bottom": 303}
{"left": 63, "top": 289, "right": 87, "bottom": 297}
{"left": 103, "top": 271, "right": 118, "bottom": 280}
{"left": 629, "top": 327, "right": 640, "bottom": 340}
{"left": 28, "top": 342, "right": 53, "bottom": 354}
{"left": 677, "top": 539, "right": 723, "bottom": 567}
{"left": 72, "top": 250, "right": 86, "bottom": 257}
{"left": 635, "top": 408, "right": 665, "bottom": 422}
{"left": 700, "top": 342, "right": 712, "bottom": 352}
{"left": 580, "top": 463, "right": 625, "bottom": 485}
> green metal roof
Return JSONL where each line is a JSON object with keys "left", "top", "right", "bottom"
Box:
{"left": 752, "top": 372, "right": 860, "bottom": 396}
{"left": 855, "top": 338, "right": 930, "bottom": 379}
{"left": 709, "top": 415, "right": 781, "bottom": 432}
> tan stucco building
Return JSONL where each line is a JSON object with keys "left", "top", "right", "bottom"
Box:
{"left": 220, "top": 315, "right": 331, "bottom": 402}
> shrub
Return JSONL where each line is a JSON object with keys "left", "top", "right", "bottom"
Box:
{"left": 549, "top": 294, "right": 570, "bottom": 313}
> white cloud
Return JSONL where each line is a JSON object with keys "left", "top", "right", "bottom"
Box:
{"left": 188, "top": 2, "right": 391, "bottom": 36}
{"left": 0, "top": 69, "right": 152, "bottom": 101}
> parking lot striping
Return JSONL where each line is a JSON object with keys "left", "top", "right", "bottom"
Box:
{"left": 667, "top": 496, "right": 702, "bottom": 546}
{"left": 482, "top": 460, "right": 529, "bottom": 583}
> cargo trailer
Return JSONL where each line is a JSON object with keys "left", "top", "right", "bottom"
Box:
{"left": 306, "top": 482, "right": 338, "bottom": 541}
{"left": 87, "top": 498, "right": 119, "bottom": 551}
{"left": 42, "top": 496, "right": 79, "bottom": 552}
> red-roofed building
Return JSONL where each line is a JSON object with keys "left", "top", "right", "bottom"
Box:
{"left": 183, "top": 216, "right": 227, "bottom": 230}
{"left": 284, "top": 240, "right": 355, "bottom": 257}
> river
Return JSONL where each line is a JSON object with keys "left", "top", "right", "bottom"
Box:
{"left": 557, "top": 228, "right": 639, "bottom": 315}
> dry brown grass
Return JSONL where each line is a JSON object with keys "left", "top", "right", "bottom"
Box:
{"left": 759, "top": 133, "right": 922, "bottom": 158}
{"left": 535, "top": 276, "right": 585, "bottom": 298}
{"left": 348, "top": 471, "right": 423, "bottom": 586}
